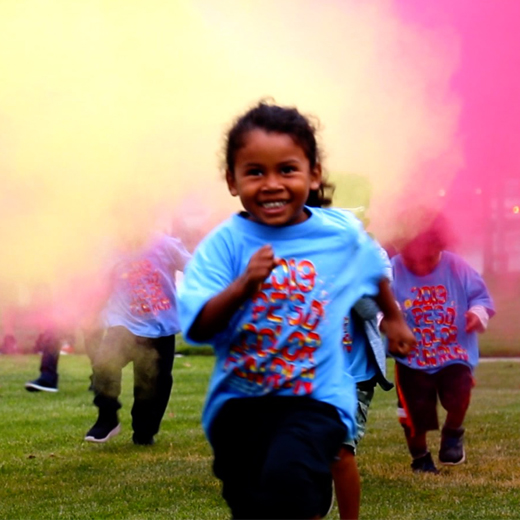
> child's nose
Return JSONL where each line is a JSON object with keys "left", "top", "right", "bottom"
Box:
{"left": 262, "top": 172, "right": 282, "bottom": 190}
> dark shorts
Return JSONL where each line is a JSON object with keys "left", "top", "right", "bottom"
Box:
{"left": 209, "top": 396, "right": 346, "bottom": 520}
{"left": 395, "top": 363, "right": 474, "bottom": 434}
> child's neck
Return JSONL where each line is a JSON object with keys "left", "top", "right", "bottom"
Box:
{"left": 238, "top": 207, "right": 312, "bottom": 226}
{"left": 408, "top": 252, "right": 443, "bottom": 276}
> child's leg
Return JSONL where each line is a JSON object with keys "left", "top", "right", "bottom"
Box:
{"left": 395, "top": 363, "right": 439, "bottom": 472}
{"left": 438, "top": 364, "right": 473, "bottom": 430}
{"left": 36, "top": 329, "right": 61, "bottom": 384}
{"left": 39, "top": 329, "right": 61, "bottom": 385}
{"left": 259, "top": 398, "right": 346, "bottom": 519}
{"left": 84, "top": 327, "right": 105, "bottom": 362}
{"left": 437, "top": 364, "right": 473, "bottom": 465}
{"left": 332, "top": 446, "right": 360, "bottom": 520}
{"left": 209, "top": 397, "right": 274, "bottom": 519}
{"left": 25, "top": 329, "right": 61, "bottom": 392}
{"left": 91, "top": 326, "right": 132, "bottom": 413}
{"left": 210, "top": 396, "right": 346, "bottom": 520}
{"left": 83, "top": 327, "right": 105, "bottom": 391}
{"left": 86, "top": 327, "right": 131, "bottom": 442}
{"left": 131, "top": 334, "right": 175, "bottom": 443}
{"left": 332, "top": 379, "right": 376, "bottom": 520}
{"left": 402, "top": 425, "right": 428, "bottom": 458}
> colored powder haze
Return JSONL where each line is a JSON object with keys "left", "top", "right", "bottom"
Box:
{"left": 0, "top": 1, "right": 518, "bottom": 339}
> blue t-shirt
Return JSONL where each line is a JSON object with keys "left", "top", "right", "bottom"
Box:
{"left": 102, "top": 234, "right": 191, "bottom": 338}
{"left": 178, "top": 207, "right": 386, "bottom": 439}
{"left": 342, "top": 313, "right": 377, "bottom": 383}
{"left": 391, "top": 251, "right": 495, "bottom": 373}
{"left": 344, "top": 244, "right": 392, "bottom": 383}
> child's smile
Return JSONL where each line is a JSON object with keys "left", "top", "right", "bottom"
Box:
{"left": 226, "top": 129, "right": 321, "bottom": 226}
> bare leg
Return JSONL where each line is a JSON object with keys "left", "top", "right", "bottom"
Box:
{"left": 332, "top": 446, "right": 360, "bottom": 520}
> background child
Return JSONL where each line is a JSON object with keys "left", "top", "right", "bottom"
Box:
{"left": 24, "top": 329, "right": 62, "bottom": 392}
{"left": 178, "top": 102, "right": 415, "bottom": 519}
{"left": 85, "top": 232, "right": 191, "bottom": 445}
{"left": 332, "top": 240, "right": 396, "bottom": 520}
{"left": 390, "top": 209, "right": 495, "bottom": 473}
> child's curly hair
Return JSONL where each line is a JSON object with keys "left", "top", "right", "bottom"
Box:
{"left": 223, "top": 100, "right": 335, "bottom": 207}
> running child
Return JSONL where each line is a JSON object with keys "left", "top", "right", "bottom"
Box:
{"left": 85, "top": 232, "right": 191, "bottom": 445}
{"left": 178, "top": 101, "right": 415, "bottom": 519}
{"left": 333, "top": 239, "right": 395, "bottom": 520}
{"left": 390, "top": 209, "right": 495, "bottom": 473}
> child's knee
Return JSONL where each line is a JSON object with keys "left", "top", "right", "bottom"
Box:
{"left": 332, "top": 445, "right": 355, "bottom": 473}
{"left": 441, "top": 389, "right": 471, "bottom": 416}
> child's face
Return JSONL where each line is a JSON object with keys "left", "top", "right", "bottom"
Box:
{"left": 401, "top": 235, "right": 442, "bottom": 276}
{"left": 226, "top": 129, "right": 321, "bottom": 226}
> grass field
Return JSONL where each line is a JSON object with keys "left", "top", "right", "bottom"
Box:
{"left": 0, "top": 348, "right": 519, "bottom": 519}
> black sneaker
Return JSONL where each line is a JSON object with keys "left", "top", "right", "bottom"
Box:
{"left": 85, "top": 417, "right": 121, "bottom": 443}
{"left": 132, "top": 433, "right": 155, "bottom": 446}
{"left": 411, "top": 452, "right": 439, "bottom": 474}
{"left": 25, "top": 378, "right": 58, "bottom": 393}
{"left": 439, "top": 427, "right": 465, "bottom": 466}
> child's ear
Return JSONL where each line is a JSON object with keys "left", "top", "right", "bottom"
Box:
{"left": 310, "top": 163, "right": 322, "bottom": 191}
{"left": 226, "top": 170, "right": 239, "bottom": 197}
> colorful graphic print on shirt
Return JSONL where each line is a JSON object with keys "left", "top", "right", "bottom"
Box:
{"left": 342, "top": 316, "right": 353, "bottom": 353}
{"left": 403, "top": 283, "right": 468, "bottom": 368}
{"left": 223, "top": 257, "right": 328, "bottom": 396}
{"left": 124, "top": 259, "right": 172, "bottom": 317}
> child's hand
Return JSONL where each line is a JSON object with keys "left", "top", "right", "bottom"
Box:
{"left": 465, "top": 311, "right": 484, "bottom": 333}
{"left": 241, "top": 245, "right": 278, "bottom": 296}
{"left": 380, "top": 317, "right": 416, "bottom": 358}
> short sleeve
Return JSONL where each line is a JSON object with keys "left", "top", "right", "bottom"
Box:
{"left": 461, "top": 261, "right": 495, "bottom": 317}
{"left": 378, "top": 243, "right": 393, "bottom": 282}
{"left": 177, "top": 231, "right": 235, "bottom": 344}
{"left": 163, "top": 236, "right": 192, "bottom": 272}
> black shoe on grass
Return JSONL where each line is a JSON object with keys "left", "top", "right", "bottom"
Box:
{"left": 411, "top": 452, "right": 439, "bottom": 474}
{"left": 85, "top": 418, "right": 121, "bottom": 443}
{"left": 25, "top": 378, "right": 58, "bottom": 393}
{"left": 132, "top": 433, "right": 155, "bottom": 446}
{"left": 439, "top": 427, "right": 466, "bottom": 466}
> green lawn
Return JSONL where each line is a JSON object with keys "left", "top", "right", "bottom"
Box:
{"left": 0, "top": 348, "right": 519, "bottom": 519}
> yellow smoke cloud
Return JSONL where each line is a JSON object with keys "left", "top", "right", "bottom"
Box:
{"left": 0, "top": 0, "right": 460, "bottom": 312}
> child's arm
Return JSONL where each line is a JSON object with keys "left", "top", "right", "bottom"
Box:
{"left": 465, "top": 306, "right": 489, "bottom": 333}
{"left": 187, "top": 244, "right": 277, "bottom": 342}
{"left": 374, "top": 278, "right": 416, "bottom": 357}
{"left": 463, "top": 262, "right": 495, "bottom": 333}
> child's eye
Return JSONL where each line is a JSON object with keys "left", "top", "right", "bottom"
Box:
{"left": 280, "top": 165, "right": 296, "bottom": 174}
{"left": 246, "top": 168, "right": 263, "bottom": 176}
